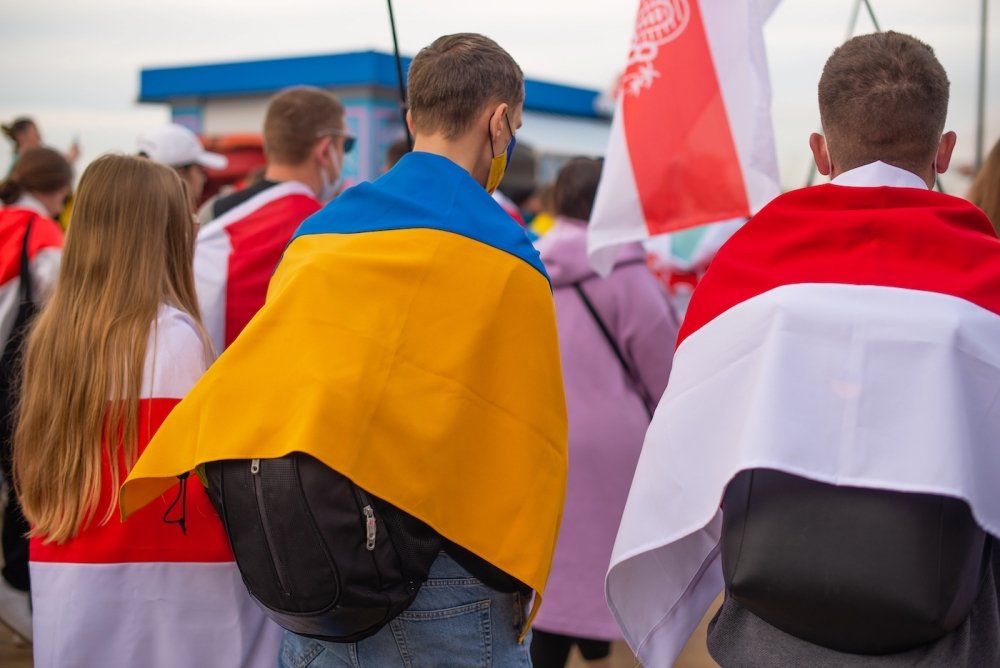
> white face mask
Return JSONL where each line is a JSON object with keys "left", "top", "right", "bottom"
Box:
{"left": 319, "top": 145, "right": 343, "bottom": 202}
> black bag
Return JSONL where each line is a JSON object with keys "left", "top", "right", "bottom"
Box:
{"left": 1, "top": 215, "right": 38, "bottom": 466}
{"left": 721, "top": 468, "right": 991, "bottom": 654}
{"left": 204, "top": 452, "right": 443, "bottom": 642}
{"left": 0, "top": 216, "right": 37, "bottom": 592}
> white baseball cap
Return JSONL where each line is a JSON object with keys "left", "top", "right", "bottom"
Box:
{"left": 138, "top": 123, "right": 228, "bottom": 170}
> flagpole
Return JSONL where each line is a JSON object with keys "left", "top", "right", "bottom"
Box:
{"left": 861, "top": 0, "right": 883, "bottom": 32}
{"left": 975, "top": 0, "right": 988, "bottom": 171}
{"left": 386, "top": 0, "right": 412, "bottom": 150}
{"left": 846, "top": 0, "right": 863, "bottom": 41}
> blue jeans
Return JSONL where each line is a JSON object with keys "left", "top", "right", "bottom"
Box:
{"left": 279, "top": 552, "right": 533, "bottom": 667}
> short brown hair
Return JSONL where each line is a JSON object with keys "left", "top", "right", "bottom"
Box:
{"left": 264, "top": 86, "right": 345, "bottom": 166}
{"left": 0, "top": 147, "right": 73, "bottom": 205}
{"left": 818, "top": 31, "right": 949, "bottom": 173}
{"left": 407, "top": 33, "right": 524, "bottom": 139}
{"left": 554, "top": 158, "right": 603, "bottom": 221}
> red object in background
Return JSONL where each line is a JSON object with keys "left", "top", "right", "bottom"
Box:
{"left": 645, "top": 251, "right": 706, "bottom": 295}
{"left": 199, "top": 134, "right": 267, "bottom": 203}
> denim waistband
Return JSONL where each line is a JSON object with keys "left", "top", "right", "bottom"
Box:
{"left": 427, "top": 551, "right": 477, "bottom": 580}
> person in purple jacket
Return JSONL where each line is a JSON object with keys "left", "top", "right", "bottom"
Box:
{"left": 532, "top": 158, "right": 680, "bottom": 667}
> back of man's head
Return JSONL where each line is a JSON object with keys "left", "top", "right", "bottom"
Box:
{"left": 819, "top": 31, "right": 949, "bottom": 174}
{"left": 264, "top": 86, "right": 345, "bottom": 166}
{"left": 407, "top": 33, "right": 524, "bottom": 140}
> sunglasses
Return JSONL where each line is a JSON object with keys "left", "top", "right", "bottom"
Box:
{"left": 317, "top": 128, "right": 356, "bottom": 154}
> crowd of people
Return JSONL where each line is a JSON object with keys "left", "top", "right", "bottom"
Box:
{"left": 0, "top": 27, "right": 998, "bottom": 668}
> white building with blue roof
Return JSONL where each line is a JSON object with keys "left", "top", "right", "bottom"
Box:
{"left": 139, "top": 50, "right": 612, "bottom": 184}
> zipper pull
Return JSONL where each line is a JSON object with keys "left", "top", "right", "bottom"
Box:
{"left": 250, "top": 458, "right": 260, "bottom": 475}
{"left": 364, "top": 505, "right": 376, "bottom": 551}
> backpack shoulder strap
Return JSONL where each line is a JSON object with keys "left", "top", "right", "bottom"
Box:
{"left": 18, "top": 214, "right": 36, "bottom": 304}
{"left": 573, "top": 281, "right": 652, "bottom": 418}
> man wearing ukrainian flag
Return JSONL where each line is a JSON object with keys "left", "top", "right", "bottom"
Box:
{"left": 120, "top": 32, "right": 568, "bottom": 668}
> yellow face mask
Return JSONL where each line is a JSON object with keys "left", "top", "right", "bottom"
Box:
{"left": 485, "top": 114, "right": 516, "bottom": 195}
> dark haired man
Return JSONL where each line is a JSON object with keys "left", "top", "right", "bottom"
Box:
{"left": 120, "top": 33, "right": 567, "bottom": 667}
{"left": 607, "top": 31, "right": 1000, "bottom": 667}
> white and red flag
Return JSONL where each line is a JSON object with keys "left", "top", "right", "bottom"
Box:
{"left": 30, "top": 306, "right": 282, "bottom": 667}
{"left": 588, "top": 0, "right": 782, "bottom": 275}
{"left": 195, "top": 182, "right": 321, "bottom": 353}
{"left": 605, "top": 166, "right": 1000, "bottom": 666}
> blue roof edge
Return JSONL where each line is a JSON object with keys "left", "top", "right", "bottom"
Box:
{"left": 139, "top": 50, "right": 602, "bottom": 119}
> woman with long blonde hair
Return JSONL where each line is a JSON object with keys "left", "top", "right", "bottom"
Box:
{"left": 14, "top": 154, "right": 282, "bottom": 667}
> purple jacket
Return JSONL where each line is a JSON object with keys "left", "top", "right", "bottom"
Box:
{"left": 534, "top": 217, "right": 679, "bottom": 639}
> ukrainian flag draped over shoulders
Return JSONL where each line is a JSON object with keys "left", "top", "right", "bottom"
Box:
{"left": 121, "top": 151, "right": 568, "bottom": 606}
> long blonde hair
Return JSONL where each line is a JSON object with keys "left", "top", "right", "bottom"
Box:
{"left": 14, "top": 154, "right": 209, "bottom": 543}
{"left": 969, "top": 138, "right": 1000, "bottom": 235}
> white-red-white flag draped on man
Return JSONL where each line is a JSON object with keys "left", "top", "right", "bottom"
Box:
{"left": 605, "top": 173, "right": 1000, "bottom": 665}
{"left": 587, "top": 0, "right": 782, "bottom": 275}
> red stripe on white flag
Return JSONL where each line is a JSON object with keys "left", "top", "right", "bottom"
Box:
{"left": 588, "top": 0, "right": 781, "bottom": 275}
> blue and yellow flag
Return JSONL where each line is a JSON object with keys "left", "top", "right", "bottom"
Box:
{"left": 121, "top": 151, "right": 568, "bottom": 623}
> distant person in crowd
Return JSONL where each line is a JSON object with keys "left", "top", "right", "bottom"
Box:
{"left": 0, "top": 147, "right": 71, "bottom": 644}
{"left": 14, "top": 155, "right": 282, "bottom": 667}
{"left": 968, "top": 137, "right": 1000, "bottom": 234}
{"left": 526, "top": 182, "right": 557, "bottom": 236}
{"left": 532, "top": 158, "right": 678, "bottom": 668}
{"left": 382, "top": 136, "right": 410, "bottom": 173}
{"left": 139, "top": 123, "right": 228, "bottom": 212}
{"left": 195, "top": 85, "right": 351, "bottom": 353}
{"left": 119, "top": 33, "right": 567, "bottom": 668}
{"left": 4, "top": 118, "right": 80, "bottom": 229}
{"left": 3, "top": 117, "right": 80, "bottom": 167}
{"left": 608, "top": 31, "right": 1000, "bottom": 667}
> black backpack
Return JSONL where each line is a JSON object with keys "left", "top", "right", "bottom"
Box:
{"left": 204, "top": 452, "right": 443, "bottom": 642}
{"left": 722, "top": 468, "right": 991, "bottom": 654}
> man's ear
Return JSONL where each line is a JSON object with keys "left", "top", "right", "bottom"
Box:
{"left": 809, "top": 133, "right": 832, "bottom": 176}
{"left": 935, "top": 131, "right": 958, "bottom": 174}
{"left": 489, "top": 103, "right": 509, "bottom": 140}
{"left": 313, "top": 135, "right": 333, "bottom": 165}
{"left": 405, "top": 109, "right": 415, "bottom": 136}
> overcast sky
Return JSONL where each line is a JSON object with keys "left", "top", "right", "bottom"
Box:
{"left": 1, "top": 0, "right": 996, "bottom": 191}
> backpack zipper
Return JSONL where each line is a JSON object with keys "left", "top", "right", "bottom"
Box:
{"left": 352, "top": 487, "right": 387, "bottom": 592}
{"left": 250, "top": 458, "right": 291, "bottom": 595}
{"left": 363, "top": 504, "right": 377, "bottom": 551}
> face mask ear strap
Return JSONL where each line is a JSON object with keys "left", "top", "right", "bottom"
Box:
{"left": 488, "top": 106, "right": 513, "bottom": 159}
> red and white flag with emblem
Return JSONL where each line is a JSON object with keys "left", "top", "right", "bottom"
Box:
{"left": 588, "top": 0, "right": 782, "bottom": 274}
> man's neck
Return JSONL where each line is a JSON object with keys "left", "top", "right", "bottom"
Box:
{"left": 265, "top": 163, "right": 321, "bottom": 199}
{"left": 831, "top": 162, "right": 936, "bottom": 189}
{"left": 411, "top": 135, "right": 486, "bottom": 187}
{"left": 830, "top": 161, "right": 931, "bottom": 190}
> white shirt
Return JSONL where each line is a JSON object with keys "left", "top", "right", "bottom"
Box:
{"left": 831, "top": 161, "right": 930, "bottom": 190}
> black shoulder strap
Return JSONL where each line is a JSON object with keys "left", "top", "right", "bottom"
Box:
{"left": 573, "top": 282, "right": 652, "bottom": 418}
{"left": 1, "top": 215, "right": 39, "bottom": 462}
{"left": 18, "top": 215, "right": 36, "bottom": 304}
